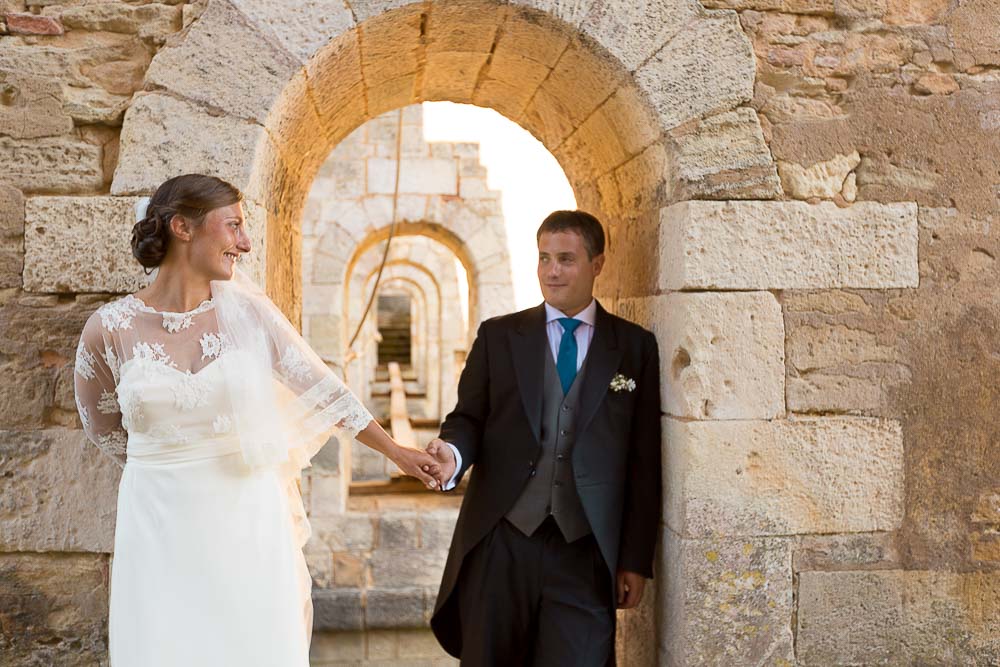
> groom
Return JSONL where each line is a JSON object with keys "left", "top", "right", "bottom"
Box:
{"left": 424, "top": 210, "right": 662, "bottom": 665}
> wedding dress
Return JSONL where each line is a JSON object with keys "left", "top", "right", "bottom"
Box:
{"left": 73, "top": 273, "right": 373, "bottom": 666}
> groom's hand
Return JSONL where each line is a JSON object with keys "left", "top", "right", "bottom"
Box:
{"left": 425, "top": 438, "right": 456, "bottom": 490}
{"left": 616, "top": 570, "right": 646, "bottom": 609}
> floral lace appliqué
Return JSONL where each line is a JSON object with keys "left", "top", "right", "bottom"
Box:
{"left": 118, "top": 387, "right": 144, "bottom": 431}
{"left": 161, "top": 311, "right": 195, "bottom": 333}
{"left": 102, "top": 344, "right": 120, "bottom": 384}
{"left": 213, "top": 415, "right": 233, "bottom": 434}
{"left": 96, "top": 430, "right": 127, "bottom": 458}
{"left": 75, "top": 339, "right": 97, "bottom": 381}
{"left": 99, "top": 297, "right": 139, "bottom": 332}
{"left": 148, "top": 423, "right": 190, "bottom": 444}
{"left": 97, "top": 389, "right": 119, "bottom": 415}
{"left": 200, "top": 332, "right": 233, "bottom": 360}
{"left": 132, "top": 342, "right": 175, "bottom": 368}
{"left": 171, "top": 372, "right": 210, "bottom": 411}
{"left": 279, "top": 345, "right": 312, "bottom": 383}
{"left": 76, "top": 397, "right": 91, "bottom": 430}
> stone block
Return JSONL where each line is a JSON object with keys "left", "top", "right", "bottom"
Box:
{"left": 307, "top": 39, "right": 366, "bottom": 140}
{"left": 23, "top": 196, "right": 148, "bottom": 293}
{"left": 111, "top": 93, "right": 266, "bottom": 197}
{"left": 331, "top": 552, "right": 366, "bottom": 588}
{"left": 366, "top": 628, "right": 398, "bottom": 659}
{"left": 418, "top": 512, "right": 459, "bottom": 548}
{"left": 368, "top": 158, "right": 458, "bottom": 196}
{"left": 424, "top": 51, "right": 491, "bottom": 103}
{"left": 5, "top": 11, "right": 62, "bottom": 34}
{"left": 424, "top": 0, "right": 502, "bottom": 53}
{"left": 659, "top": 200, "right": 920, "bottom": 290}
{"left": 635, "top": 12, "right": 755, "bottom": 131}
{"left": 0, "top": 183, "right": 23, "bottom": 288}
{"left": 310, "top": 630, "right": 365, "bottom": 662}
{"left": 578, "top": 0, "right": 701, "bottom": 72}
{"left": 365, "top": 587, "right": 426, "bottom": 629}
{"left": 669, "top": 108, "right": 782, "bottom": 200}
{"left": 145, "top": 0, "right": 300, "bottom": 124}
{"left": 540, "top": 37, "right": 623, "bottom": 128}
{"left": 0, "top": 552, "right": 109, "bottom": 666}
{"left": 0, "top": 135, "right": 104, "bottom": 194}
{"left": 369, "top": 548, "right": 448, "bottom": 588}
{"left": 660, "top": 529, "right": 794, "bottom": 666}
{"left": 645, "top": 291, "right": 784, "bottom": 420}
{"left": 521, "top": 85, "right": 579, "bottom": 148}
{"left": 797, "top": 570, "right": 1000, "bottom": 665}
{"left": 0, "top": 428, "right": 121, "bottom": 552}
{"left": 664, "top": 416, "right": 905, "bottom": 537}
{"left": 46, "top": 2, "right": 182, "bottom": 42}
{"left": 309, "top": 472, "right": 347, "bottom": 516}
{"left": 313, "top": 588, "right": 363, "bottom": 631}
{"left": 231, "top": 0, "right": 354, "bottom": 62}
{"left": 600, "top": 83, "right": 662, "bottom": 158}
{"left": 778, "top": 151, "right": 861, "bottom": 200}
{"left": 0, "top": 69, "right": 73, "bottom": 139}
{"left": 793, "top": 532, "right": 901, "bottom": 572}
{"left": 61, "top": 85, "right": 130, "bottom": 126}
{"left": 397, "top": 628, "right": 449, "bottom": 658}
{"left": 309, "top": 513, "right": 376, "bottom": 551}
{"left": 781, "top": 289, "right": 911, "bottom": 416}
{"left": 379, "top": 514, "right": 419, "bottom": 549}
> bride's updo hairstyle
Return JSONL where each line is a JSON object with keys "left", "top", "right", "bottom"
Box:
{"left": 131, "top": 174, "right": 244, "bottom": 270}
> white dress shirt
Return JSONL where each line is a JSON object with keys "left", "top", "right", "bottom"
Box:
{"left": 441, "top": 299, "right": 597, "bottom": 490}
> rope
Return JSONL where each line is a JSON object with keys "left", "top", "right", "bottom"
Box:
{"left": 346, "top": 108, "right": 404, "bottom": 351}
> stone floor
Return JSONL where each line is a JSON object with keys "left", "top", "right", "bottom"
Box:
{"left": 310, "top": 629, "right": 457, "bottom": 666}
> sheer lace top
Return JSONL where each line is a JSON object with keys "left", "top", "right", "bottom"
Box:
{"left": 74, "top": 293, "right": 373, "bottom": 467}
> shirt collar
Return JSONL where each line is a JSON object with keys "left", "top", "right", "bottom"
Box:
{"left": 544, "top": 298, "right": 597, "bottom": 327}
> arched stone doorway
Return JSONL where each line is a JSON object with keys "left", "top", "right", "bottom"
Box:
{"left": 63, "top": 0, "right": 919, "bottom": 663}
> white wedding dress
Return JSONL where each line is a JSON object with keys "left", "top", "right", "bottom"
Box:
{"left": 73, "top": 289, "right": 373, "bottom": 666}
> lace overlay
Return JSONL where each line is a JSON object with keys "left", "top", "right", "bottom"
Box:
{"left": 73, "top": 280, "right": 373, "bottom": 470}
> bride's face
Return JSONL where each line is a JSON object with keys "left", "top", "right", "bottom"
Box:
{"left": 188, "top": 203, "right": 252, "bottom": 280}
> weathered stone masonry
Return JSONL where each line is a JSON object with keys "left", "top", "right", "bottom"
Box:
{"left": 1, "top": 0, "right": 996, "bottom": 665}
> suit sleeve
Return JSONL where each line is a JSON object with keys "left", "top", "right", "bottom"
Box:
{"left": 438, "top": 321, "right": 490, "bottom": 486}
{"left": 618, "top": 330, "right": 662, "bottom": 578}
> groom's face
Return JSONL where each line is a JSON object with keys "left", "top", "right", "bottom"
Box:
{"left": 537, "top": 230, "right": 604, "bottom": 316}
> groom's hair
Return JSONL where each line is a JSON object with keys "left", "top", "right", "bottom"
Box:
{"left": 536, "top": 210, "right": 605, "bottom": 260}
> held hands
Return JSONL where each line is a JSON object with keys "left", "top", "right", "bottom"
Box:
{"left": 390, "top": 444, "right": 442, "bottom": 490}
{"left": 424, "top": 438, "right": 457, "bottom": 491}
{"left": 616, "top": 570, "right": 646, "bottom": 609}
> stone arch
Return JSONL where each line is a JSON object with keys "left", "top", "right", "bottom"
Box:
{"left": 110, "top": 0, "right": 776, "bottom": 320}
{"left": 323, "top": 220, "right": 500, "bottom": 343}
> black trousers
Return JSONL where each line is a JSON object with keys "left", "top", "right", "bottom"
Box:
{"left": 456, "top": 516, "right": 615, "bottom": 666}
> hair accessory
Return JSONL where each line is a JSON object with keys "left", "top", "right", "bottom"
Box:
{"left": 134, "top": 196, "right": 151, "bottom": 223}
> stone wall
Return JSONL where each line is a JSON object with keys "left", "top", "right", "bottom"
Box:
{"left": 0, "top": 0, "right": 996, "bottom": 665}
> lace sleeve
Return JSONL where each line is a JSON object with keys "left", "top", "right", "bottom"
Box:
{"left": 273, "top": 342, "right": 374, "bottom": 439}
{"left": 212, "top": 269, "right": 376, "bottom": 471}
{"left": 74, "top": 311, "right": 126, "bottom": 467}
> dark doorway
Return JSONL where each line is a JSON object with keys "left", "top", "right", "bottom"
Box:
{"left": 377, "top": 294, "right": 412, "bottom": 365}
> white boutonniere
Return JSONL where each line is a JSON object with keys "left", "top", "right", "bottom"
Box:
{"left": 609, "top": 373, "right": 636, "bottom": 392}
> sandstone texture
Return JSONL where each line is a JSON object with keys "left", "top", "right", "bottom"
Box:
{"left": 23, "top": 196, "right": 149, "bottom": 293}
{"left": 1, "top": 0, "right": 998, "bottom": 664}
{"left": 659, "top": 200, "right": 919, "bottom": 290}
{"left": 664, "top": 416, "right": 905, "bottom": 537}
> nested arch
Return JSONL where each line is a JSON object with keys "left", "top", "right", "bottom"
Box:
{"left": 111, "top": 0, "right": 772, "bottom": 318}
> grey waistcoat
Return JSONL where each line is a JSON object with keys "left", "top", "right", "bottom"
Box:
{"left": 505, "top": 345, "right": 592, "bottom": 542}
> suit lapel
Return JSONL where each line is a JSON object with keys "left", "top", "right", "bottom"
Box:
{"left": 576, "top": 301, "right": 623, "bottom": 436}
{"left": 510, "top": 304, "right": 547, "bottom": 445}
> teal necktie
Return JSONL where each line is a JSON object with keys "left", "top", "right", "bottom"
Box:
{"left": 557, "top": 317, "right": 582, "bottom": 395}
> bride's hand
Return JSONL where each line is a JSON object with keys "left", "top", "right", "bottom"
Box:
{"left": 391, "top": 444, "right": 442, "bottom": 490}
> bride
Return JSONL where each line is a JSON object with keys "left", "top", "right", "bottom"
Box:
{"left": 73, "top": 173, "right": 443, "bottom": 666}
